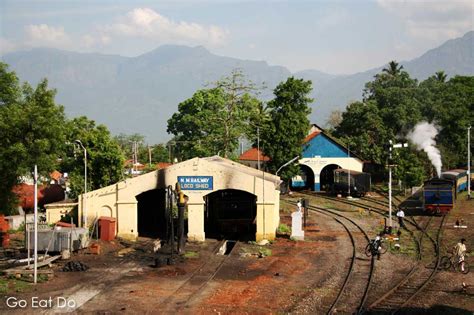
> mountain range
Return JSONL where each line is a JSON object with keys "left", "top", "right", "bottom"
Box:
{"left": 2, "top": 31, "right": 473, "bottom": 143}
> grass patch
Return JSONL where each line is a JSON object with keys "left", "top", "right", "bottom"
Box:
{"left": 276, "top": 223, "right": 291, "bottom": 234}
{"left": 184, "top": 251, "right": 199, "bottom": 258}
{"left": 258, "top": 247, "right": 272, "bottom": 257}
{"left": 0, "top": 277, "right": 33, "bottom": 294}
{"left": 240, "top": 243, "right": 272, "bottom": 258}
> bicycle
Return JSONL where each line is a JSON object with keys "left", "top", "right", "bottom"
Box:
{"left": 365, "top": 238, "right": 388, "bottom": 257}
{"left": 439, "top": 253, "right": 470, "bottom": 274}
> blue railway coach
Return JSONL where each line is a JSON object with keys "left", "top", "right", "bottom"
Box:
{"left": 440, "top": 169, "right": 468, "bottom": 194}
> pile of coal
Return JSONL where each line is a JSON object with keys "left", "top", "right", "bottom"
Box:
{"left": 62, "top": 261, "right": 89, "bottom": 272}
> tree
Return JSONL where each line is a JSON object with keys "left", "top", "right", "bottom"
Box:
{"left": 434, "top": 71, "right": 447, "bottom": 83}
{"left": 61, "top": 116, "right": 124, "bottom": 198}
{"left": 261, "top": 77, "right": 313, "bottom": 181}
{"left": 433, "top": 76, "right": 474, "bottom": 168}
{"left": 382, "top": 60, "right": 404, "bottom": 77}
{"left": 334, "top": 100, "right": 391, "bottom": 165}
{"left": 336, "top": 63, "right": 473, "bottom": 186}
{"left": 325, "top": 109, "right": 343, "bottom": 131}
{"left": 0, "top": 63, "right": 67, "bottom": 214}
{"left": 167, "top": 69, "right": 262, "bottom": 160}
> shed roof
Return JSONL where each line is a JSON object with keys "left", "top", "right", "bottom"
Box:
{"left": 202, "top": 156, "right": 280, "bottom": 183}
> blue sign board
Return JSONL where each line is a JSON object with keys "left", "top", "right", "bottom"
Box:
{"left": 178, "top": 176, "right": 213, "bottom": 190}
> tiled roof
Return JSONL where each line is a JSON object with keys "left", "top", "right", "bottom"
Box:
{"left": 303, "top": 130, "right": 321, "bottom": 143}
{"left": 50, "top": 170, "right": 62, "bottom": 181}
{"left": 239, "top": 147, "right": 270, "bottom": 162}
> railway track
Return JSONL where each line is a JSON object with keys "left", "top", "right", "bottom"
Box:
{"left": 285, "top": 199, "right": 375, "bottom": 314}
{"left": 158, "top": 239, "right": 238, "bottom": 312}
{"left": 292, "top": 191, "right": 447, "bottom": 313}
{"left": 367, "top": 215, "right": 447, "bottom": 314}
{"left": 298, "top": 191, "right": 437, "bottom": 247}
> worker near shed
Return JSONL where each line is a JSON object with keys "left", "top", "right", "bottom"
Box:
{"left": 396, "top": 208, "right": 405, "bottom": 229}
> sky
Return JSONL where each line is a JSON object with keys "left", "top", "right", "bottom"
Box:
{"left": 0, "top": 0, "right": 472, "bottom": 75}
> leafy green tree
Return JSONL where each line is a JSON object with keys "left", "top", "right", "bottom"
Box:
{"left": 364, "top": 62, "right": 422, "bottom": 134}
{"left": 0, "top": 63, "right": 67, "bottom": 214}
{"left": 434, "top": 71, "right": 447, "bottom": 83}
{"left": 150, "top": 144, "right": 170, "bottom": 163}
{"left": 382, "top": 60, "right": 404, "bottom": 77}
{"left": 335, "top": 100, "right": 391, "bottom": 165}
{"left": 61, "top": 116, "right": 124, "bottom": 198}
{"left": 261, "top": 77, "right": 313, "bottom": 181}
{"left": 433, "top": 76, "right": 474, "bottom": 168}
{"left": 167, "top": 70, "right": 262, "bottom": 160}
{"left": 336, "top": 61, "right": 473, "bottom": 186}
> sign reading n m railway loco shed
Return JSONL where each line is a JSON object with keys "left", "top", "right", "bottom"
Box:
{"left": 178, "top": 176, "right": 213, "bottom": 190}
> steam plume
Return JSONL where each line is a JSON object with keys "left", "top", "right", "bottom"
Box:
{"left": 407, "top": 122, "right": 442, "bottom": 177}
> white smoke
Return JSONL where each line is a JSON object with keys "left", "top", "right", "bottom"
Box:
{"left": 407, "top": 122, "right": 442, "bottom": 177}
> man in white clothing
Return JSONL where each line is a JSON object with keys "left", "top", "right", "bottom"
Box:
{"left": 396, "top": 208, "right": 405, "bottom": 229}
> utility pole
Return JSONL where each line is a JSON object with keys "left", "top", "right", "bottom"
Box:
{"left": 75, "top": 140, "right": 87, "bottom": 227}
{"left": 148, "top": 145, "right": 152, "bottom": 168}
{"left": 388, "top": 140, "right": 408, "bottom": 229}
{"left": 468, "top": 125, "right": 471, "bottom": 199}
{"left": 347, "top": 144, "right": 350, "bottom": 197}
{"left": 33, "top": 165, "right": 38, "bottom": 284}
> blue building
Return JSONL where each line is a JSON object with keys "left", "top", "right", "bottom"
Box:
{"left": 292, "top": 124, "right": 364, "bottom": 191}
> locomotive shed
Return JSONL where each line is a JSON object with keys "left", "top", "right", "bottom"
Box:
{"left": 76, "top": 156, "right": 281, "bottom": 242}
{"left": 291, "top": 124, "right": 365, "bottom": 192}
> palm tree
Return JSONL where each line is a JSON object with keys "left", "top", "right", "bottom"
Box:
{"left": 434, "top": 71, "right": 447, "bottom": 83}
{"left": 382, "top": 60, "right": 404, "bottom": 76}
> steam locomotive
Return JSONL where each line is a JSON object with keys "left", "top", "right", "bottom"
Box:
{"left": 423, "top": 169, "right": 468, "bottom": 215}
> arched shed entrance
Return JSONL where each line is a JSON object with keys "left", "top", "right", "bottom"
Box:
{"left": 319, "top": 164, "right": 342, "bottom": 192}
{"left": 204, "top": 189, "right": 257, "bottom": 241}
{"left": 291, "top": 165, "right": 315, "bottom": 191}
{"left": 136, "top": 189, "right": 166, "bottom": 238}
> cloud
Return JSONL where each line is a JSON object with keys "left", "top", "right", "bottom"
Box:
{"left": 0, "top": 38, "right": 17, "bottom": 55}
{"left": 25, "top": 24, "right": 70, "bottom": 46}
{"left": 80, "top": 34, "right": 111, "bottom": 48}
{"left": 104, "top": 8, "right": 229, "bottom": 47}
{"left": 376, "top": 0, "right": 473, "bottom": 41}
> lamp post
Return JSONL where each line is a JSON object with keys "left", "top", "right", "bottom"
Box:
{"left": 257, "top": 126, "right": 260, "bottom": 171}
{"left": 388, "top": 140, "right": 408, "bottom": 229}
{"left": 468, "top": 125, "right": 471, "bottom": 199}
{"left": 75, "top": 140, "right": 87, "bottom": 228}
{"left": 276, "top": 156, "right": 300, "bottom": 177}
